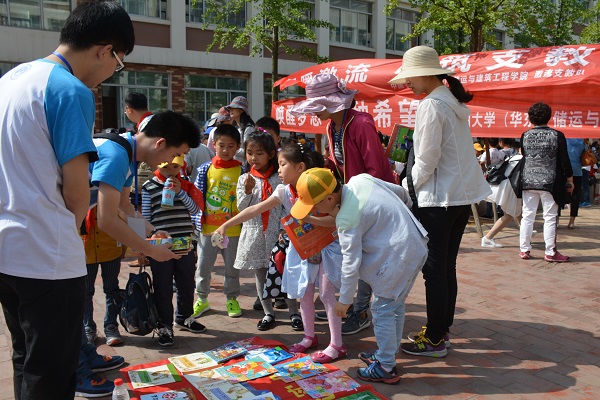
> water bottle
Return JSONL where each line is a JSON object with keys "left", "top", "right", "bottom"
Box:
{"left": 161, "top": 177, "right": 176, "bottom": 208}
{"left": 112, "top": 378, "right": 130, "bottom": 400}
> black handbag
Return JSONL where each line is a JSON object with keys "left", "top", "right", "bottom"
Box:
{"left": 508, "top": 157, "right": 524, "bottom": 198}
{"left": 485, "top": 157, "right": 510, "bottom": 185}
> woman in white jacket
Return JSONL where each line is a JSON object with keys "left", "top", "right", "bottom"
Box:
{"left": 389, "top": 46, "right": 491, "bottom": 357}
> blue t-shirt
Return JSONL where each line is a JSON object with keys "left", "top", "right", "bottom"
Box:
{"left": 566, "top": 139, "right": 585, "bottom": 177}
{"left": 90, "top": 132, "right": 136, "bottom": 190}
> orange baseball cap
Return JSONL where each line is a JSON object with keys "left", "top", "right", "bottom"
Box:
{"left": 290, "top": 168, "right": 337, "bottom": 219}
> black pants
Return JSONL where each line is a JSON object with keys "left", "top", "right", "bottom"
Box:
{"left": 150, "top": 251, "right": 196, "bottom": 327}
{"left": 418, "top": 205, "right": 470, "bottom": 343}
{"left": 0, "top": 273, "right": 85, "bottom": 400}
{"left": 570, "top": 175, "right": 582, "bottom": 217}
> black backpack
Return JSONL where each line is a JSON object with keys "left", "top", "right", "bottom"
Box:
{"left": 119, "top": 267, "right": 160, "bottom": 336}
{"left": 485, "top": 157, "right": 510, "bottom": 185}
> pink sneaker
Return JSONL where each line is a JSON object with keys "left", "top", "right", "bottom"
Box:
{"left": 519, "top": 251, "right": 531, "bottom": 260}
{"left": 544, "top": 252, "right": 569, "bottom": 263}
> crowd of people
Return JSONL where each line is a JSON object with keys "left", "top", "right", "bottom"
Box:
{"left": 0, "top": 2, "right": 597, "bottom": 398}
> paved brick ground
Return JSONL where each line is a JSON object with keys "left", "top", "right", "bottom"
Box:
{"left": 0, "top": 206, "right": 598, "bottom": 399}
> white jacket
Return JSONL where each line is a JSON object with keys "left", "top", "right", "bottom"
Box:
{"left": 404, "top": 85, "right": 491, "bottom": 207}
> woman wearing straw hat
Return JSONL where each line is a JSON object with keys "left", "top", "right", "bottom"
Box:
{"left": 290, "top": 73, "right": 395, "bottom": 336}
{"left": 389, "top": 46, "right": 490, "bottom": 357}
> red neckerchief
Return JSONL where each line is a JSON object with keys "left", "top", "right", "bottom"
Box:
{"left": 289, "top": 185, "right": 299, "bottom": 203}
{"left": 212, "top": 156, "right": 242, "bottom": 169}
{"left": 153, "top": 170, "right": 204, "bottom": 211}
{"left": 249, "top": 165, "right": 275, "bottom": 233}
{"left": 83, "top": 207, "right": 96, "bottom": 244}
{"left": 136, "top": 112, "right": 153, "bottom": 129}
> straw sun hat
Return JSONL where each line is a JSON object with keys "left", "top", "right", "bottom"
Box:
{"left": 389, "top": 46, "right": 455, "bottom": 85}
{"left": 290, "top": 73, "right": 358, "bottom": 116}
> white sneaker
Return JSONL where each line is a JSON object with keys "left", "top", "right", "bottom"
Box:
{"left": 481, "top": 237, "right": 503, "bottom": 248}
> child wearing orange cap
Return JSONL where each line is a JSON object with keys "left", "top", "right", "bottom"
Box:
{"left": 290, "top": 168, "right": 428, "bottom": 385}
{"left": 141, "top": 155, "right": 206, "bottom": 347}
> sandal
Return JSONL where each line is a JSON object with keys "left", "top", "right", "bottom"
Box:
{"left": 310, "top": 343, "right": 347, "bottom": 363}
{"left": 289, "top": 335, "right": 318, "bottom": 353}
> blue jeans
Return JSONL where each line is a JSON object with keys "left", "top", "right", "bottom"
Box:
{"left": 83, "top": 257, "right": 121, "bottom": 333}
{"left": 353, "top": 279, "right": 372, "bottom": 315}
{"left": 371, "top": 267, "right": 421, "bottom": 370}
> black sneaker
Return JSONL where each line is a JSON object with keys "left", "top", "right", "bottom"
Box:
{"left": 342, "top": 312, "right": 371, "bottom": 335}
{"left": 273, "top": 298, "right": 288, "bottom": 309}
{"left": 315, "top": 311, "right": 328, "bottom": 321}
{"left": 175, "top": 317, "right": 206, "bottom": 333}
{"left": 157, "top": 327, "right": 174, "bottom": 347}
{"left": 290, "top": 314, "right": 304, "bottom": 331}
{"left": 257, "top": 314, "right": 276, "bottom": 331}
{"left": 253, "top": 296, "right": 263, "bottom": 311}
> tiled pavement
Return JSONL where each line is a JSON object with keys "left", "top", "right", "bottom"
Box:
{"left": 0, "top": 206, "right": 599, "bottom": 399}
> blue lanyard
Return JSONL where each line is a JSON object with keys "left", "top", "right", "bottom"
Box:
{"left": 133, "top": 135, "right": 139, "bottom": 212}
{"left": 51, "top": 52, "right": 73, "bottom": 75}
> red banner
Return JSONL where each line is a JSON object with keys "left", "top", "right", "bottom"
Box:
{"left": 272, "top": 45, "right": 600, "bottom": 138}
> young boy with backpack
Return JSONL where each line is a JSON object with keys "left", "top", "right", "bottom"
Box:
{"left": 141, "top": 155, "right": 206, "bottom": 346}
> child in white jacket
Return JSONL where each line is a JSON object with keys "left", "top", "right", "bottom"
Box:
{"left": 290, "top": 169, "right": 428, "bottom": 385}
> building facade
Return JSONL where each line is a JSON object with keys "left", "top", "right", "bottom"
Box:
{"left": 0, "top": 0, "right": 424, "bottom": 131}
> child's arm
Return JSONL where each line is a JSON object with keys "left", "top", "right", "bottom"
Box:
{"left": 302, "top": 214, "right": 336, "bottom": 227}
{"left": 141, "top": 186, "right": 152, "bottom": 223}
{"left": 236, "top": 173, "right": 256, "bottom": 211}
{"left": 214, "top": 196, "right": 281, "bottom": 237}
{"left": 176, "top": 190, "right": 201, "bottom": 215}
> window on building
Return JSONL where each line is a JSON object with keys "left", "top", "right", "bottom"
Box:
{"left": 103, "top": 71, "right": 170, "bottom": 130}
{"left": 330, "top": 0, "right": 372, "bottom": 47}
{"left": 485, "top": 30, "right": 505, "bottom": 51}
{"left": 263, "top": 78, "right": 306, "bottom": 117}
{"left": 0, "top": 0, "right": 70, "bottom": 31}
{"left": 185, "top": 75, "right": 247, "bottom": 127}
{"left": 120, "top": 0, "right": 167, "bottom": 20}
{"left": 386, "top": 8, "right": 421, "bottom": 52}
{"left": 185, "top": 0, "right": 245, "bottom": 27}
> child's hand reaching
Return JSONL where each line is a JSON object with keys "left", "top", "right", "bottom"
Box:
{"left": 244, "top": 174, "right": 256, "bottom": 194}
{"left": 170, "top": 177, "right": 182, "bottom": 194}
{"left": 334, "top": 301, "right": 350, "bottom": 318}
{"left": 211, "top": 227, "right": 229, "bottom": 249}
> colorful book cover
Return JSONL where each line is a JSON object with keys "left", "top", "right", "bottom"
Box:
{"left": 239, "top": 382, "right": 281, "bottom": 400}
{"left": 280, "top": 214, "right": 338, "bottom": 260}
{"left": 196, "top": 380, "right": 257, "bottom": 400}
{"left": 183, "top": 368, "right": 228, "bottom": 390}
{"left": 128, "top": 364, "right": 182, "bottom": 389}
{"left": 337, "top": 390, "right": 381, "bottom": 400}
{"left": 168, "top": 352, "right": 219, "bottom": 373}
{"left": 272, "top": 356, "right": 328, "bottom": 383}
{"left": 140, "top": 388, "right": 198, "bottom": 400}
{"left": 245, "top": 347, "right": 293, "bottom": 365}
{"left": 219, "top": 357, "right": 278, "bottom": 382}
{"left": 206, "top": 342, "right": 248, "bottom": 363}
{"left": 384, "top": 124, "right": 414, "bottom": 163}
{"left": 297, "top": 370, "right": 361, "bottom": 398}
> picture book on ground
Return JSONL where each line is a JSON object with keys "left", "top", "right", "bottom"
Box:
{"left": 140, "top": 388, "right": 198, "bottom": 400}
{"left": 272, "top": 356, "right": 329, "bottom": 383}
{"left": 337, "top": 390, "right": 381, "bottom": 400}
{"left": 296, "top": 370, "right": 361, "bottom": 399}
{"left": 128, "top": 363, "right": 182, "bottom": 389}
{"left": 245, "top": 347, "right": 293, "bottom": 365}
{"left": 280, "top": 214, "right": 338, "bottom": 260}
{"left": 183, "top": 368, "right": 228, "bottom": 391}
{"left": 206, "top": 342, "right": 248, "bottom": 363}
{"left": 168, "top": 352, "right": 219, "bottom": 373}
{"left": 218, "top": 357, "right": 278, "bottom": 382}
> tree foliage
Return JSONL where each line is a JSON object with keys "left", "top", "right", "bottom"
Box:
{"left": 580, "top": 1, "right": 600, "bottom": 43}
{"left": 385, "top": 0, "right": 589, "bottom": 54}
{"left": 198, "top": 0, "right": 332, "bottom": 101}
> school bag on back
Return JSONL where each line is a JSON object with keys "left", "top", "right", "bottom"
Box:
{"left": 119, "top": 267, "right": 160, "bottom": 336}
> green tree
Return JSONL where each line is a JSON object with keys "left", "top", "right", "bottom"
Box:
{"left": 580, "top": 1, "right": 600, "bottom": 43}
{"left": 199, "top": 0, "right": 332, "bottom": 103}
{"left": 385, "top": 0, "right": 588, "bottom": 54}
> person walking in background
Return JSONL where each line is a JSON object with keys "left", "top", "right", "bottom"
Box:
{"left": 192, "top": 125, "right": 245, "bottom": 319}
{"left": 388, "top": 45, "right": 491, "bottom": 357}
{"left": 565, "top": 138, "right": 585, "bottom": 228}
{"left": 0, "top": 2, "right": 134, "bottom": 399}
{"left": 580, "top": 139, "right": 594, "bottom": 207}
{"left": 290, "top": 72, "right": 395, "bottom": 336}
{"left": 519, "top": 102, "right": 573, "bottom": 262}
{"left": 124, "top": 92, "right": 153, "bottom": 130}
{"left": 225, "top": 96, "right": 255, "bottom": 162}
